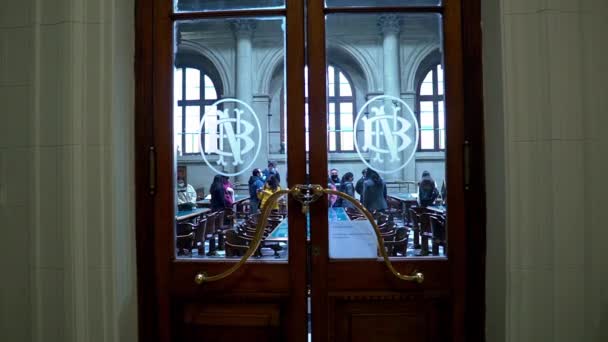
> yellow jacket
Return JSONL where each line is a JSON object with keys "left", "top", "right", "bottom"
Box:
{"left": 258, "top": 185, "right": 281, "bottom": 210}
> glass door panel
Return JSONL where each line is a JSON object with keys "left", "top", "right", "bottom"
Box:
{"left": 325, "top": 13, "right": 447, "bottom": 259}
{"left": 174, "top": 17, "right": 289, "bottom": 261}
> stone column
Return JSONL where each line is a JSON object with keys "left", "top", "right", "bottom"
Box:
{"left": 377, "top": 15, "right": 416, "bottom": 182}
{"left": 231, "top": 20, "right": 257, "bottom": 183}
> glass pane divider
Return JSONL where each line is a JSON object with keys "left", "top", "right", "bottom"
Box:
{"left": 171, "top": 9, "right": 286, "bottom": 21}
{"left": 324, "top": 6, "right": 444, "bottom": 14}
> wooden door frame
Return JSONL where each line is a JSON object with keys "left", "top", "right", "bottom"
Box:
{"left": 134, "top": 0, "right": 485, "bottom": 341}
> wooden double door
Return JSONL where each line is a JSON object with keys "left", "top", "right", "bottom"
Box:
{"left": 135, "top": 0, "right": 484, "bottom": 341}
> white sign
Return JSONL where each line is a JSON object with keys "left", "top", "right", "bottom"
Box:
{"left": 198, "top": 98, "right": 262, "bottom": 177}
{"left": 354, "top": 95, "right": 419, "bottom": 174}
{"left": 329, "top": 220, "right": 378, "bottom": 259}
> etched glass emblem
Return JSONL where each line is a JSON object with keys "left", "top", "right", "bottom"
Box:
{"left": 354, "top": 95, "right": 419, "bottom": 174}
{"left": 199, "top": 98, "right": 262, "bottom": 176}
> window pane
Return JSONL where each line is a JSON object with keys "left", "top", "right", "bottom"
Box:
{"left": 438, "top": 101, "right": 444, "bottom": 129}
{"left": 185, "top": 106, "right": 200, "bottom": 153}
{"left": 326, "top": 0, "right": 441, "bottom": 7}
{"left": 420, "top": 130, "right": 434, "bottom": 149}
{"left": 174, "top": 68, "right": 183, "bottom": 101}
{"left": 329, "top": 113, "right": 336, "bottom": 130}
{"left": 328, "top": 66, "right": 335, "bottom": 97}
{"left": 341, "top": 131, "right": 354, "bottom": 151}
{"left": 305, "top": 104, "right": 310, "bottom": 151}
{"left": 420, "top": 70, "right": 433, "bottom": 95}
{"left": 329, "top": 131, "right": 336, "bottom": 151}
{"left": 174, "top": 18, "right": 288, "bottom": 261}
{"left": 203, "top": 105, "right": 218, "bottom": 153}
{"left": 204, "top": 75, "right": 217, "bottom": 100}
{"left": 340, "top": 102, "right": 353, "bottom": 115}
{"left": 305, "top": 66, "right": 309, "bottom": 97}
{"left": 437, "top": 65, "right": 444, "bottom": 96}
{"left": 329, "top": 102, "right": 335, "bottom": 115}
{"left": 338, "top": 72, "right": 352, "bottom": 96}
{"left": 420, "top": 112, "right": 434, "bottom": 129}
{"left": 327, "top": 13, "right": 447, "bottom": 260}
{"left": 174, "top": 108, "right": 183, "bottom": 155}
{"left": 340, "top": 113, "right": 353, "bottom": 131}
{"left": 176, "top": 0, "right": 284, "bottom": 12}
{"left": 420, "top": 101, "right": 433, "bottom": 114}
{"left": 185, "top": 68, "right": 200, "bottom": 100}
{"left": 438, "top": 101, "right": 445, "bottom": 149}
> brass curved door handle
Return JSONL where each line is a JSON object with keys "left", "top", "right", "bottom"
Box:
{"left": 193, "top": 185, "right": 423, "bottom": 284}
{"left": 194, "top": 188, "right": 291, "bottom": 284}
{"left": 318, "top": 187, "right": 424, "bottom": 284}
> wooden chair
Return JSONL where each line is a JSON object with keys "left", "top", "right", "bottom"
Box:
{"left": 418, "top": 212, "right": 434, "bottom": 256}
{"left": 224, "top": 230, "right": 250, "bottom": 257}
{"left": 204, "top": 212, "right": 218, "bottom": 256}
{"left": 192, "top": 217, "right": 208, "bottom": 256}
{"left": 236, "top": 199, "right": 251, "bottom": 219}
{"left": 176, "top": 222, "right": 197, "bottom": 256}
{"left": 386, "top": 196, "right": 403, "bottom": 222}
{"left": 384, "top": 227, "right": 409, "bottom": 256}
{"left": 429, "top": 214, "right": 447, "bottom": 256}
{"left": 408, "top": 208, "right": 423, "bottom": 249}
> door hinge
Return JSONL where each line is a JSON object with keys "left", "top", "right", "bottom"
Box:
{"left": 149, "top": 146, "right": 156, "bottom": 195}
{"left": 464, "top": 140, "right": 471, "bottom": 191}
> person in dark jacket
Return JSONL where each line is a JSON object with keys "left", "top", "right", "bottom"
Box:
{"left": 418, "top": 170, "right": 439, "bottom": 207}
{"left": 209, "top": 175, "right": 229, "bottom": 211}
{"left": 361, "top": 169, "right": 387, "bottom": 212}
{"left": 337, "top": 172, "right": 356, "bottom": 208}
{"left": 355, "top": 168, "right": 367, "bottom": 199}
{"left": 248, "top": 168, "right": 265, "bottom": 212}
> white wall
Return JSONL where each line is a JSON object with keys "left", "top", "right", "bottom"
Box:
{"left": 484, "top": 0, "right": 608, "bottom": 341}
{"left": 0, "top": 0, "right": 137, "bottom": 341}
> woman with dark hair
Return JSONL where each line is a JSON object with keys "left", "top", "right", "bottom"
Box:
{"left": 209, "top": 175, "right": 228, "bottom": 211}
{"left": 337, "top": 172, "right": 356, "bottom": 208}
{"left": 361, "top": 169, "right": 388, "bottom": 212}
{"left": 258, "top": 175, "right": 282, "bottom": 210}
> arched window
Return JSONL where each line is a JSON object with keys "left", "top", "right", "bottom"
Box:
{"left": 173, "top": 66, "right": 220, "bottom": 155}
{"left": 302, "top": 65, "right": 355, "bottom": 152}
{"left": 282, "top": 65, "right": 355, "bottom": 152}
{"left": 416, "top": 63, "right": 445, "bottom": 151}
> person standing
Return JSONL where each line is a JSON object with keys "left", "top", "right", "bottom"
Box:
{"left": 329, "top": 168, "right": 340, "bottom": 187}
{"left": 209, "top": 175, "right": 230, "bottom": 212}
{"left": 258, "top": 175, "right": 282, "bottom": 211}
{"left": 361, "top": 169, "right": 388, "bottom": 212}
{"left": 337, "top": 172, "right": 356, "bottom": 208}
{"left": 418, "top": 170, "right": 439, "bottom": 207}
{"left": 248, "top": 168, "right": 265, "bottom": 212}
{"left": 262, "top": 161, "right": 281, "bottom": 184}
{"left": 355, "top": 168, "right": 367, "bottom": 200}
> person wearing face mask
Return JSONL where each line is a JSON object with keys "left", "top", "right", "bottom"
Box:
{"left": 329, "top": 168, "right": 340, "bottom": 188}
{"left": 262, "top": 161, "right": 281, "bottom": 184}
{"left": 177, "top": 167, "right": 197, "bottom": 205}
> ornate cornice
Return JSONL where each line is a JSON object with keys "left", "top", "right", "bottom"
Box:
{"left": 231, "top": 19, "right": 257, "bottom": 39}
{"left": 377, "top": 14, "right": 403, "bottom": 35}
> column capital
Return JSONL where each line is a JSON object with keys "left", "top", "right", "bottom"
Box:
{"left": 377, "top": 14, "right": 402, "bottom": 35}
{"left": 231, "top": 19, "right": 257, "bottom": 38}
